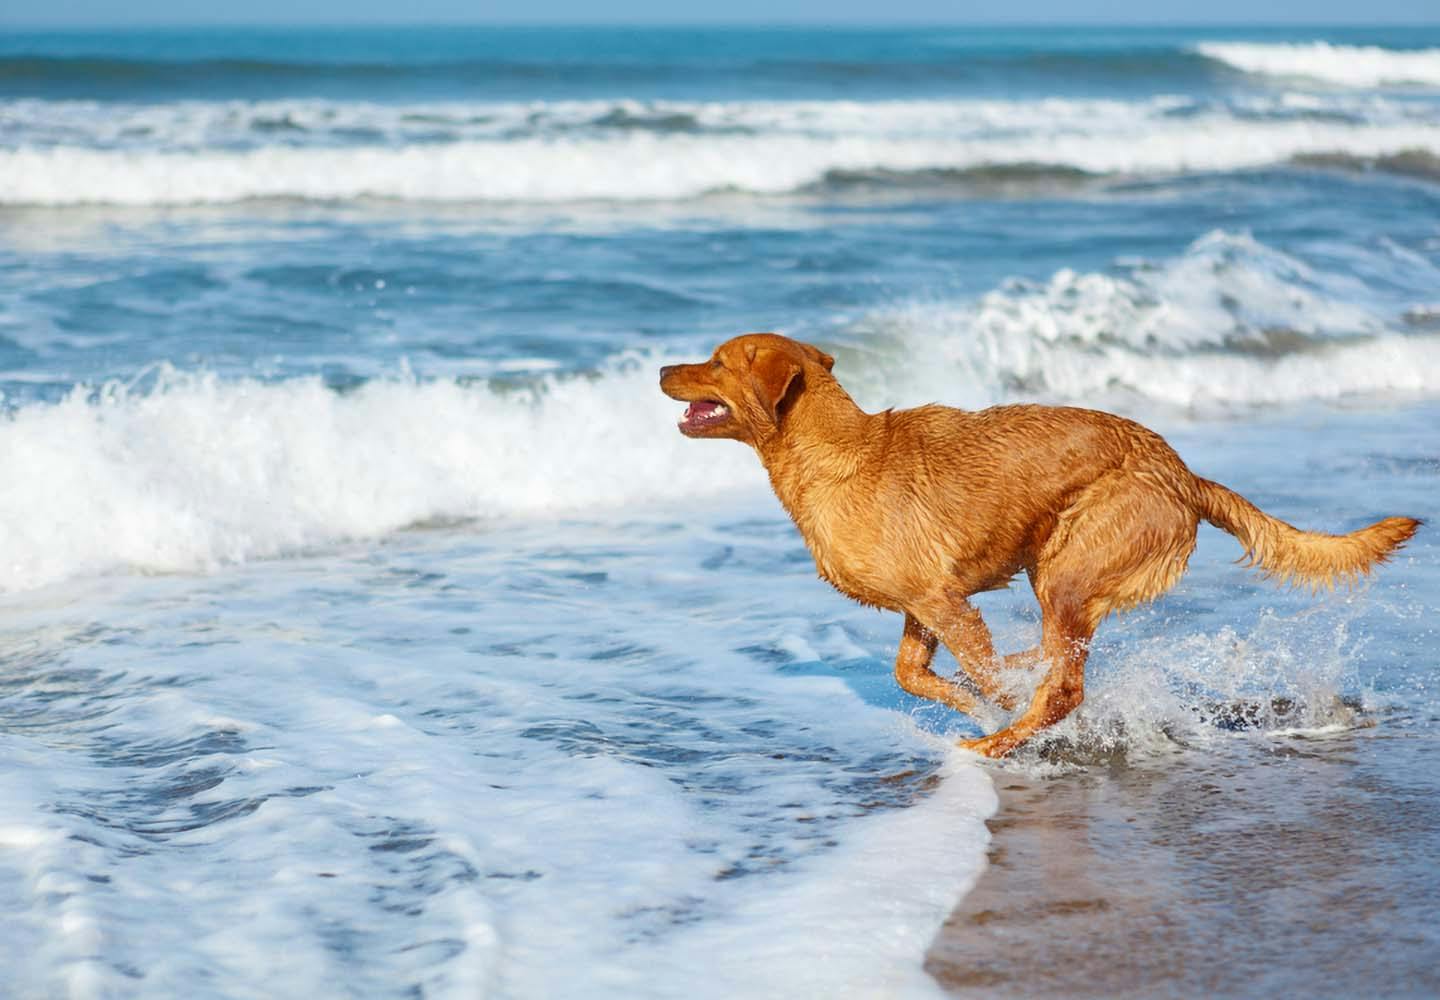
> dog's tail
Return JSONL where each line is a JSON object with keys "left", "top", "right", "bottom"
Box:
{"left": 1192, "top": 477, "right": 1421, "bottom": 590}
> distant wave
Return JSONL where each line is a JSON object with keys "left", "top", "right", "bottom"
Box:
{"left": 1196, "top": 42, "right": 1440, "bottom": 88}
{"left": 3, "top": 231, "right": 1437, "bottom": 593}
{"left": 0, "top": 54, "right": 678, "bottom": 91}
{"left": 848, "top": 230, "right": 1440, "bottom": 413}
{"left": 0, "top": 55, "right": 372, "bottom": 82}
{"left": 0, "top": 46, "right": 1213, "bottom": 97}
{"left": 4, "top": 96, "right": 1439, "bottom": 205}
{"left": 12, "top": 94, "right": 1432, "bottom": 153}
{"left": 809, "top": 163, "right": 1099, "bottom": 195}
{"left": 1291, "top": 149, "right": 1440, "bottom": 183}
{"left": 0, "top": 97, "right": 767, "bottom": 153}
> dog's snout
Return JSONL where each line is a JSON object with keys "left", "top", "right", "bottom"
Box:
{"left": 659, "top": 365, "right": 678, "bottom": 381}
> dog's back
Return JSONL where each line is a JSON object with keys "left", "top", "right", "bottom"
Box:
{"left": 775, "top": 402, "right": 1199, "bottom": 608}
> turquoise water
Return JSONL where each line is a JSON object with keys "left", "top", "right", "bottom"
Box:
{"left": 0, "top": 25, "right": 1437, "bottom": 997}
{"left": 4, "top": 25, "right": 1440, "bottom": 101}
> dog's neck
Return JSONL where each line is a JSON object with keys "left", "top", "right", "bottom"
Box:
{"left": 753, "top": 376, "right": 880, "bottom": 511}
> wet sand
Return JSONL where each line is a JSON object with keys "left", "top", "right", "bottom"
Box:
{"left": 926, "top": 723, "right": 1440, "bottom": 999}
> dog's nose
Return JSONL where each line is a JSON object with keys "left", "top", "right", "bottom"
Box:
{"left": 659, "top": 365, "right": 678, "bottom": 380}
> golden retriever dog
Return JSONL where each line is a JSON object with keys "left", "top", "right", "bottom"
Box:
{"left": 659, "top": 333, "right": 1421, "bottom": 758}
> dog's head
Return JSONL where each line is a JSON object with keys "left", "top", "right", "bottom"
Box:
{"left": 659, "top": 333, "right": 835, "bottom": 443}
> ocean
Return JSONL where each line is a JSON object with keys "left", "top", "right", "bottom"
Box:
{"left": 0, "top": 24, "right": 1437, "bottom": 998}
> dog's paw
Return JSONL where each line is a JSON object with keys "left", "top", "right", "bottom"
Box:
{"left": 957, "top": 732, "right": 1018, "bottom": 759}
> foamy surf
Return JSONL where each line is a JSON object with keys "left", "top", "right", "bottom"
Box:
{"left": 14, "top": 95, "right": 1432, "bottom": 152}
{"left": 4, "top": 95, "right": 1440, "bottom": 204}
{"left": 1197, "top": 41, "right": 1440, "bottom": 88}
{"left": 1022, "top": 610, "right": 1378, "bottom": 765}
{"left": 0, "top": 509, "right": 999, "bottom": 999}
{"left": 0, "top": 363, "right": 764, "bottom": 594}
{"left": 644, "top": 745, "right": 994, "bottom": 1000}
{"left": 843, "top": 230, "right": 1440, "bottom": 411}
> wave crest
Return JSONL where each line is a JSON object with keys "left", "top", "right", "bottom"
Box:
{"left": 0, "top": 363, "right": 762, "bottom": 594}
{"left": 842, "top": 231, "right": 1440, "bottom": 411}
{"left": 1196, "top": 41, "right": 1440, "bottom": 88}
{"left": 4, "top": 95, "right": 1440, "bottom": 205}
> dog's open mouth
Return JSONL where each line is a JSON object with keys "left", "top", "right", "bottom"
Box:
{"left": 678, "top": 399, "right": 731, "bottom": 434}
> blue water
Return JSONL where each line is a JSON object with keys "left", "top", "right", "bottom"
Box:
{"left": 0, "top": 25, "right": 1437, "bottom": 998}
{"left": 3, "top": 25, "right": 1440, "bottom": 101}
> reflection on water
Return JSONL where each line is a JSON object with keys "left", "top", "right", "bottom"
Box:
{"left": 928, "top": 723, "right": 1440, "bottom": 998}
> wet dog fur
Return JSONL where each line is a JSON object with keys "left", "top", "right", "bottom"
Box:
{"left": 660, "top": 333, "right": 1421, "bottom": 758}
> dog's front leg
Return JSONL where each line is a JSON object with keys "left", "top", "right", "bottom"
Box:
{"left": 923, "top": 599, "right": 1022, "bottom": 710}
{"left": 893, "top": 613, "right": 981, "bottom": 717}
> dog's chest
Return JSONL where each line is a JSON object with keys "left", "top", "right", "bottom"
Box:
{"left": 791, "top": 489, "right": 909, "bottom": 608}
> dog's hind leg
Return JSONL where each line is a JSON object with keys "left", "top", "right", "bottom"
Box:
{"left": 958, "top": 472, "right": 1198, "bottom": 758}
{"left": 893, "top": 613, "right": 982, "bottom": 717}
{"left": 958, "top": 592, "right": 1094, "bottom": 758}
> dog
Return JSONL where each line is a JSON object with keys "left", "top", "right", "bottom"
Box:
{"left": 659, "top": 333, "right": 1421, "bottom": 758}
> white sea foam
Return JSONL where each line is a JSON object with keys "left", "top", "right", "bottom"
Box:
{"left": 3, "top": 96, "right": 1439, "bottom": 204}
{"left": 847, "top": 230, "right": 1440, "bottom": 412}
{"left": 10, "top": 94, "right": 1432, "bottom": 151}
{"left": 0, "top": 361, "right": 763, "bottom": 594}
{"left": 6, "top": 96, "right": 1184, "bottom": 150}
{"left": 646, "top": 748, "right": 994, "bottom": 999}
{"left": 1197, "top": 41, "right": 1440, "bottom": 88}
{"left": 0, "top": 514, "right": 997, "bottom": 998}
{"left": 1031, "top": 597, "right": 1378, "bottom": 759}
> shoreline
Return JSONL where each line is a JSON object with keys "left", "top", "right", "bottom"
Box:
{"left": 924, "top": 727, "right": 1440, "bottom": 998}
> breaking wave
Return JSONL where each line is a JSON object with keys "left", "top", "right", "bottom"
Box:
{"left": 4, "top": 95, "right": 1439, "bottom": 205}
{"left": 1196, "top": 41, "right": 1440, "bottom": 88}
{"left": 0, "top": 363, "right": 762, "bottom": 594}
{"left": 847, "top": 230, "right": 1440, "bottom": 411}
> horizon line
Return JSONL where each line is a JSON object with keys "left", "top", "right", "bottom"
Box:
{"left": 5, "top": 19, "right": 1440, "bottom": 30}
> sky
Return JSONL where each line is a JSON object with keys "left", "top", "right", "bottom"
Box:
{"left": 3, "top": 0, "right": 1438, "bottom": 28}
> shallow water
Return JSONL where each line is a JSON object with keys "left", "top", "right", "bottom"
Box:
{"left": 0, "top": 505, "right": 1000, "bottom": 997}
{"left": 930, "top": 727, "right": 1440, "bottom": 999}
{"left": 1, "top": 24, "right": 1438, "bottom": 997}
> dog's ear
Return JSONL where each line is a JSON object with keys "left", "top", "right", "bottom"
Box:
{"left": 745, "top": 345, "right": 804, "bottom": 426}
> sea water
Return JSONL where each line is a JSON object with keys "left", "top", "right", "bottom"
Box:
{"left": 0, "top": 25, "right": 1437, "bottom": 998}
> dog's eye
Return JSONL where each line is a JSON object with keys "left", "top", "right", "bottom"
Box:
{"left": 710, "top": 359, "right": 723, "bottom": 370}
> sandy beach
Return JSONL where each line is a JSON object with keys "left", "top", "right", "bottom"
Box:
{"left": 928, "top": 724, "right": 1440, "bottom": 998}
